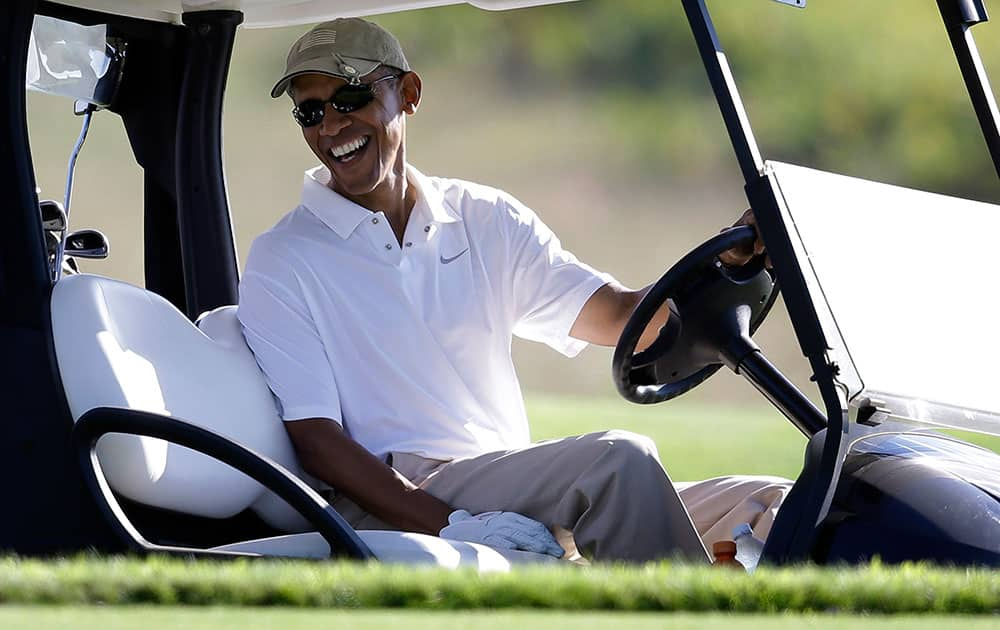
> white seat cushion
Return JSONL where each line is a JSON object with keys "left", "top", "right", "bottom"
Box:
{"left": 51, "top": 274, "right": 304, "bottom": 527}
{"left": 195, "top": 305, "right": 310, "bottom": 532}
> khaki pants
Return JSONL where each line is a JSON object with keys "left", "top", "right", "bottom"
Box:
{"left": 328, "top": 430, "right": 793, "bottom": 563}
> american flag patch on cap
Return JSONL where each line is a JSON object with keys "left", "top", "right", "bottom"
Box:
{"left": 298, "top": 28, "right": 337, "bottom": 52}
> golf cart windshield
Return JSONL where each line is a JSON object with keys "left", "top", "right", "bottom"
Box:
{"left": 769, "top": 161, "right": 1000, "bottom": 437}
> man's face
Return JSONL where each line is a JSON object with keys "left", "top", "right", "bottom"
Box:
{"left": 291, "top": 70, "right": 419, "bottom": 200}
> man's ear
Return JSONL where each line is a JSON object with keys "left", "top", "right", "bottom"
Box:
{"left": 400, "top": 71, "right": 422, "bottom": 115}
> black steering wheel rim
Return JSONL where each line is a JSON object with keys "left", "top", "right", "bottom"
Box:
{"left": 612, "top": 225, "right": 777, "bottom": 404}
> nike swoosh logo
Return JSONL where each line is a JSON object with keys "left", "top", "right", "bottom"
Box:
{"left": 440, "top": 248, "right": 469, "bottom": 265}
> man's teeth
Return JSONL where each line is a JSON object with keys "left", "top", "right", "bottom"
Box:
{"left": 331, "top": 136, "right": 368, "bottom": 158}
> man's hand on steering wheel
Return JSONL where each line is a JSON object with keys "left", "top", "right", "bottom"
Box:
{"left": 718, "top": 208, "right": 770, "bottom": 268}
{"left": 612, "top": 222, "right": 777, "bottom": 404}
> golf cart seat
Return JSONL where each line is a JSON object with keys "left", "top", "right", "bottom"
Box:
{"left": 51, "top": 273, "right": 552, "bottom": 568}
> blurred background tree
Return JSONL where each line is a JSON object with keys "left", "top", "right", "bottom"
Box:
{"left": 217, "top": 0, "right": 1000, "bottom": 198}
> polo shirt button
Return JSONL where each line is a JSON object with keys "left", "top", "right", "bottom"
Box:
{"left": 372, "top": 218, "right": 379, "bottom": 224}
{"left": 424, "top": 225, "right": 431, "bottom": 232}
{"left": 385, "top": 244, "right": 392, "bottom": 250}
{"left": 405, "top": 242, "right": 413, "bottom": 247}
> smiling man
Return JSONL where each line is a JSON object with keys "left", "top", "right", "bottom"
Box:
{"left": 238, "top": 17, "right": 792, "bottom": 563}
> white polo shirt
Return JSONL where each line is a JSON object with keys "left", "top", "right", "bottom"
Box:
{"left": 238, "top": 165, "right": 614, "bottom": 461}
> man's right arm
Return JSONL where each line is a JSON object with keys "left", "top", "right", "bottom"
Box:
{"left": 285, "top": 419, "right": 563, "bottom": 558}
{"left": 240, "top": 237, "right": 563, "bottom": 556}
{"left": 284, "top": 418, "right": 453, "bottom": 535}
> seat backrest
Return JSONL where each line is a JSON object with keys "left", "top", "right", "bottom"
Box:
{"left": 51, "top": 274, "right": 308, "bottom": 532}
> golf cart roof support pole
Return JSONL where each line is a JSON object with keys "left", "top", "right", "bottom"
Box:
{"left": 175, "top": 10, "right": 242, "bottom": 319}
{"left": 744, "top": 174, "right": 850, "bottom": 563}
{"left": 0, "top": 0, "right": 49, "bottom": 328}
{"left": 681, "top": 0, "right": 765, "bottom": 186}
{"left": 937, "top": 0, "right": 1000, "bottom": 180}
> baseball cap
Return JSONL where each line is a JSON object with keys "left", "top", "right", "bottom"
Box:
{"left": 271, "top": 18, "right": 411, "bottom": 98}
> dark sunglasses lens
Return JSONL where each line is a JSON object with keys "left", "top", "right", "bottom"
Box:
{"left": 292, "top": 79, "right": 388, "bottom": 126}
{"left": 293, "top": 100, "right": 325, "bottom": 128}
{"left": 331, "top": 84, "right": 375, "bottom": 113}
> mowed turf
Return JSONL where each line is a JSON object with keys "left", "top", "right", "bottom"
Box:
{"left": 526, "top": 395, "right": 807, "bottom": 481}
{"left": 2, "top": 557, "right": 1000, "bottom": 613}
{"left": 2, "top": 609, "right": 1000, "bottom": 630}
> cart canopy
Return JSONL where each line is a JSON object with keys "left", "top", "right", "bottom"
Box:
{"left": 44, "top": 0, "right": 575, "bottom": 27}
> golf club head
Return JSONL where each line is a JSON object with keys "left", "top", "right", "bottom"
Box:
{"left": 64, "top": 228, "right": 109, "bottom": 259}
{"left": 39, "top": 200, "right": 66, "bottom": 232}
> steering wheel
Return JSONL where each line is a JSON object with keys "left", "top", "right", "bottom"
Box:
{"left": 612, "top": 225, "right": 778, "bottom": 404}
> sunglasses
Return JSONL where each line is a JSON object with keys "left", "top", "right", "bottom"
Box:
{"left": 292, "top": 74, "right": 400, "bottom": 128}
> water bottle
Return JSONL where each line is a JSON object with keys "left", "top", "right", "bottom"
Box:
{"left": 711, "top": 540, "right": 742, "bottom": 569}
{"left": 732, "top": 523, "right": 764, "bottom": 572}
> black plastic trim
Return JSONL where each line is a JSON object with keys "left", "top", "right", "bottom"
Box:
{"left": 0, "top": 0, "right": 47, "bottom": 328}
{"left": 738, "top": 350, "right": 826, "bottom": 436}
{"left": 954, "top": 0, "right": 989, "bottom": 24}
{"left": 72, "top": 407, "right": 374, "bottom": 560}
{"left": 937, "top": 0, "right": 1000, "bottom": 180}
{"left": 681, "top": 0, "right": 765, "bottom": 185}
{"left": 175, "top": 10, "right": 241, "bottom": 318}
{"left": 760, "top": 428, "right": 826, "bottom": 564}
{"left": 745, "top": 172, "right": 851, "bottom": 563}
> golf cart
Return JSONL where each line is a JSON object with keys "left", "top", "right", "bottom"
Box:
{"left": 1, "top": 0, "right": 999, "bottom": 568}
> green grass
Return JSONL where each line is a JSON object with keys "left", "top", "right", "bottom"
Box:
{"left": 1, "top": 609, "right": 998, "bottom": 630}
{"left": 1, "top": 557, "right": 999, "bottom": 614}
{"left": 526, "top": 395, "right": 1000, "bottom": 482}
{"left": 526, "top": 396, "right": 807, "bottom": 481}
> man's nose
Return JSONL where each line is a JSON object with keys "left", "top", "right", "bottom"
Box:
{"left": 318, "top": 104, "right": 351, "bottom": 136}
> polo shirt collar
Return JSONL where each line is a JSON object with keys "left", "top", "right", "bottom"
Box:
{"left": 300, "top": 165, "right": 461, "bottom": 240}
{"left": 406, "top": 165, "right": 462, "bottom": 226}
{"left": 300, "top": 166, "right": 370, "bottom": 239}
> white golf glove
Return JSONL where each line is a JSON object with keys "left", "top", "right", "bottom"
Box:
{"left": 439, "top": 509, "right": 565, "bottom": 558}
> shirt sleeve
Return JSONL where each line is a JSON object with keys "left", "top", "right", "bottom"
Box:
{"left": 500, "top": 193, "right": 615, "bottom": 357}
{"left": 237, "top": 238, "right": 343, "bottom": 424}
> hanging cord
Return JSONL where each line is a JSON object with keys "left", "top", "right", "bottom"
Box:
{"left": 53, "top": 100, "right": 96, "bottom": 282}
